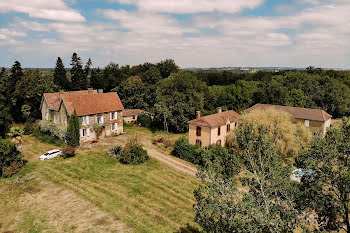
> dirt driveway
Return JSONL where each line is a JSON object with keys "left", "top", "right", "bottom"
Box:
{"left": 79, "top": 129, "right": 198, "bottom": 176}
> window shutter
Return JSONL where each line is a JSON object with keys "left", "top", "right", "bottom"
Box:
{"left": 115, "top": 112, "right": 117, "bottom": 120}
{"left": 87, "top": 116, "right": 89, "bottom": 125}
{"left": 87, "top": 128, "right": 90, "bottom": 136}
{"left": 101, "top": 116, "right": 104, "bottom": 124}
{"left": 80, "top": 129, "right": 83, "bottom": 137}
{"left": 115, "top": 123, "right": 118, "bottom": 129}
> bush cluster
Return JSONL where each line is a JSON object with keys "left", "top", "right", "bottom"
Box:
{"left": 138, "top": 113, "right": 152, "bottom": 128}
{"left": 120, "top": 141, "right": 149, "bottom": 165}
{"left": 7, "top": 127, "right": 23, "bottom": 138}
{"left": 109, "top": 145, "right": 122, "bottom": 158}
{"left": 62, "top": 146, "right": 76, "bottom": 159}
{"left": 32, "top": 129, "right": 66, "bottom": 146}
{"left": 0, "top": 139, "right": 23, "bottom": 177}
{"left": 39, "top": 120, "right": 67, "bottom": 140}
{"left": 172, "top": 137, "right": 202, "bottom": 164}
{"left": 23, "top": 123, "right": 34, "bottom": 135}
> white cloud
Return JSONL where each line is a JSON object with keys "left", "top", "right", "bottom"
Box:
{"left": 0, "top": 0, "right": 85, "bottom": 22}
{"left": 110, "top": 0, "right": 265, "bottom": 14}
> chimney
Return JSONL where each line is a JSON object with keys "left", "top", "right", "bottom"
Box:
{"left": 196, "top": 111, "right": 201, "bottom": 120}
{"left": 59, "top": 90, "right": 64, "bottom": 94}
{"left": 98, "top": 89, "right": 103, "bottom": 93}
{"left": 87, "top": 88, "right": 93, "bottom": 93}
{"left": 217, "top": 107, "right": 222, "bottom": 113}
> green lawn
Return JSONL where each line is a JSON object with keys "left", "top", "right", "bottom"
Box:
{"left": 0, "top": 135, "right": 200, "bottom": 233}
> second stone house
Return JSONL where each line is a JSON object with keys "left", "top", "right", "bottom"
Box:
{"left": 40, "top": 89, "right": 124, "bottom": 143}
{"left": 188, "top": 108, "right": 240, "bottom": 147}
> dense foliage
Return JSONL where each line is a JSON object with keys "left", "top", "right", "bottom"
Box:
{"left": 119, "top": 141, "right": 149, "bottom": 165}
{"left": 236, "top": 108, "right": 311, "bottom": 159}
{"left": 194, "top": 125, "right": 299, "bottom": 232}
{"left": 295, "top": 118, "right": 350, "bottom": 232}
{"left": 172, "top": 137, "right": 201, "bottom": 164}
{"left": 0, "top": 139, "right": 22, "bottom": 177}
{"left": 137, "top": 113, "right": 152, "bottom": 128}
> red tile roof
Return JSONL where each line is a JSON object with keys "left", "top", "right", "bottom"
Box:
{"left": 42, "top": 90, "right": 124, "bottom": 116}
{"left": 122, "top": 109, "right": 146, "bottom": 117}
{"left": 43, "top": 90, "right": 98, "bottom": 111}
{"left": 188, "top": 110, "right": 240, "bottom": 127}
{"left": 245, "top": 104, "right": 332, "bottom": 122}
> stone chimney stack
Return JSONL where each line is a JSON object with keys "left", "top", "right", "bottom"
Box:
{"left": 196, "top": 111, "right": 201, "bottom": 120}
{"left": 98, "top": 89, "right": 103, "bottom": 93}
{"left": 217, "top": 107, "right": 222, "bottom": 113}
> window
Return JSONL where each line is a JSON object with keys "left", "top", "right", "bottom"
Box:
{"left": 133, "top": 115, "right": 136, "bottom": 120}
{"left": 97, "top": 116, "right": 104, "bottom": 125}
{"left": 196, "top": 140, "right": 202, "bottom": 146}
{"left": 305, "top": 120, "right": 310, "bottom": 127}
{"left": 216, "top": 140, "right": 221, "bottom": 145}
{"left": 196, "top": 126, "right": 201, "bottom": 136}
{"left": 110, "top": 112, "right": 117, "bottom": 120}
{"left": 111, "top": 123, "right": 118, "bottom": 131}
{"left": 82, "top": 116, "right": 89, "bottom": 125}
{"left": 81, "top": 128, "right": 88, "bottom": 137}
{"left": 218, "top": 126, "right": 221, "bottom": 136}
{"left": 227, "top": 124, "right": 230, "bottom": 132}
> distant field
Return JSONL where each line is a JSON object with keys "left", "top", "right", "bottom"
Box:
{"left": 0, "top": 133, "right": 200, "bottom": 233}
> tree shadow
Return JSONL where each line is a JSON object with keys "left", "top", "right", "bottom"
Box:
{"left": 174, "top": 223, "right": 201, "bottom": 233}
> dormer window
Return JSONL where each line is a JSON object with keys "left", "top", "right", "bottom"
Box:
{"left": 82, "top": 116, "right": 89, "bottom": 125}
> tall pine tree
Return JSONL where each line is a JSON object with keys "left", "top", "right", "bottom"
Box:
{"left": 84, "top": 58, "right": 92, "bottom": 88}
{"left": 66, "top": 110, "right": 80, "bottom": 147}
{"left": 90, "top": 68, "right": 102, "bottom": 89}
{"left": 70, "top": 53, "right": 86, "bottom": 90}
{"left": 9, "top": 61, "right": 24, "bottom": 121}
{"left": 53, "top": 57, "right": 69, "bottom": 90}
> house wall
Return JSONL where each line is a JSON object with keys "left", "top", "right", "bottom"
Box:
{"left": 209, "top": 122, "right": 237, "bottom": 147}
{"left": 294, "top": 118, "right": 328, "bottom": 136}
{"left": 41, "top": 100, "right": 49, "bottom": 120}
{"left": 124, "top": 115, "right": 138, "bottom": 124}
{"left": 189, "top": 121, "right": 237, "bottom": 147}
{"left": 79, "top": 110, "right": 124, "bottom": 143}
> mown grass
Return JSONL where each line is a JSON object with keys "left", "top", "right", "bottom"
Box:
{"left": 0, "top": 135, "right": 200, "bottom": 233}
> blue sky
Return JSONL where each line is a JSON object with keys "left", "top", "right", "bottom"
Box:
{"left": 0, "top": 0, "right": 349, "bottom": 68}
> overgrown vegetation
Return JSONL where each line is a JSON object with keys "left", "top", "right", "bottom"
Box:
{"left": 172, "top": 137, "right": 201, "bottom": 164}
{"left": 32, "top": 129, "right": 66, "bottom": 146}
{"left": 119, "top": 141, "right": 149, "bottom": 165}
{"left": 0, "top": 139, "right": 22, "bottom": 177}
{"left": 109, "top": 145, "right": 122, "bottom": 158}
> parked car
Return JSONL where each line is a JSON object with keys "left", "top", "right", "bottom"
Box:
{"left": 39, "top": 149, "right": 62, "bottom": 161}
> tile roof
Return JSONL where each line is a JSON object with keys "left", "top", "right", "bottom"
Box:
{"left": 43, "top": 90, "right": 98, "bottom": 111}
{"left": 123, "top": 109, "right": 147, "bottom": 117}
{"left": 42, "top": 90, "right": 124, "bottom": 116}
{"left": 188, "top": 110, "right": 240, "bottom": 127}
{"left": 245, "top": 104, "right": 332, "bottom": 122}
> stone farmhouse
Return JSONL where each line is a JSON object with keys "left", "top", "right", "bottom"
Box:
{"left": 188, "top": 108, "right": 240, "bottom": 147}
{"left": 40, "top": 89, "right": 124, "bottom": 143}
{"left": 245, "top": 104, "right": 332, "bottom": 136}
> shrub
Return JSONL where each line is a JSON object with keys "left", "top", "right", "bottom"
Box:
{"left": 2, "top": 161, "right": 24, "bottom": 178}
{"left": 138, "top": 113, "right": 152, "bottom": 128}
{"left": 32, "top": 129, "right": 66, "bottom": 146}
{"left": 62, "top": 146, "right": 76, "bottom": 159}
{"left": 93, "top": 124, "right": 103, "bottom": 139}
{"left": 0, "top": 139, "right": 22, "bottom": 177}
{"left": 23, "top": 123, "right": 34, "bottom": 135}
{"left": 172, "top": 137, "right": 201, "bottom": 164}
{"left": 7, "top": 127, "right": 23, "bottom": 138}
{"left": 109, "top": 145, "right": 122, "bottom": 158}
{"left": 120, "top": 141, "right": 149, "bottom": 165}
{"left": 39, "top": 120, "right": 66, "bottom": 140}
{"left": 152, "top": 135, "right": 172, "bottom": 148}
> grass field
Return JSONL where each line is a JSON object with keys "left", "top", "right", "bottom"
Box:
{"left": 0, "top": 130, "right": 200, "bottom": 233}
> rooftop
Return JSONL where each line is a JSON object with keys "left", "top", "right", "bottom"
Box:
{"left": 245, "top": 104, "right": 332, "bottom": 122}
{"left": 42, "top": 90, "right": 124, "bottom": 116}
{"left": 188, "top": 110, "right": 240, "bottom": 127}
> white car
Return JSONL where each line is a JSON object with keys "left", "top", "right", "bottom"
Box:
{"left": 39, "top": 149, "right": 62, "bottom": 161}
